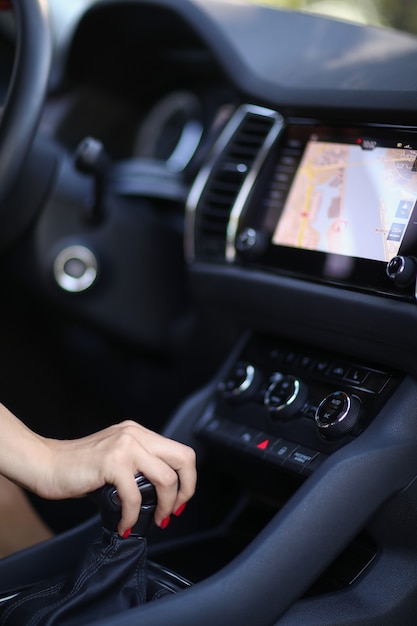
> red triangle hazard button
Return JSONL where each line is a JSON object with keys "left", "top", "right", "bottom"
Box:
{"left": 257, "top": 439, "right": 270, "bottom": 451}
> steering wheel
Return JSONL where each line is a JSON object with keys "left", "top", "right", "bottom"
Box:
{"left": 0, "top": 0, "right": 51, "bottom": 248}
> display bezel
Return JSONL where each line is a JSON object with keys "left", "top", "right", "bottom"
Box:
{"left": 240, "top": 123, "right": 417, "bottom": 299}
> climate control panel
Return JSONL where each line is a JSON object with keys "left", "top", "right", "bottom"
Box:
{"left": 196, "top": 334, "right": 400, "bottom": 477}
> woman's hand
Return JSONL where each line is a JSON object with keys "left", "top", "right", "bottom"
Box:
{"left": 0, "top": 404, "right": 197, "bottom": 537}
{"left": 44, "top": 421, "right": 197, "bottom": 536}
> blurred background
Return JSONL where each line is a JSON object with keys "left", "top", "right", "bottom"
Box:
{"left": 248, "top": 0, "right": 417, "bottom": 35}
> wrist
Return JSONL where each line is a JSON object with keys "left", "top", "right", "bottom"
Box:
{"left": 22, "top": 436, "right": 55, "bottom": 497}
{"left": 29, "top": 437, "right": 63, "bottom": 499}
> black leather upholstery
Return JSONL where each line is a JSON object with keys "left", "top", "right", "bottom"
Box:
{"left": 0, "top": 530, "right": 152, "bottom": 626}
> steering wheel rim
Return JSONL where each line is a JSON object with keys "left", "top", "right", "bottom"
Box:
{"left": 0, "top": 0, "right": 51, "bottom": 247}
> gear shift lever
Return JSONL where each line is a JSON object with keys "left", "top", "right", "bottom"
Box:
{"left": 90, "top": 473, "right": 157, "bottom": 537}
{"left": 0, "top": 476, "right": 159, "bottom": 626}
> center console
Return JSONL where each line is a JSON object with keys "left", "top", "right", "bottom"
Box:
{"left": 195, "top": 333, "right": 401, "bottom": 478}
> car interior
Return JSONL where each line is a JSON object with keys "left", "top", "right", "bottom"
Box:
{"left": 1, "top": 0, "right": 417, "bottom": 623}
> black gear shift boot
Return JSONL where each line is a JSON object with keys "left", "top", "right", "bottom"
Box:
{"left": 0, "top": 529, "right": 149, "bottom": 626}
{"left": 0, "top": 475, "right": 176, "bottom": 626}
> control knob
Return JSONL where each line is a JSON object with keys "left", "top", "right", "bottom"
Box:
{"left": 315, "top": 391, "right": 361, "bottom": 438}
{"left": 264, "top": 373, "right": 307, "bottom": 420}
{"left": 235, "top": 228, "right": 268, "bottom": 259}
{"left": 386, "top": 255, "right": 417, "bottom": 288}
{"left": 218, "top": 360, "right": 260, "bottom": 402}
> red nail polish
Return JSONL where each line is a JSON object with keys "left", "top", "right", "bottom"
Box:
{"left": 160, "top": 516, "right": 171, "bottom": 529}
{"left": 174, "top": 503, "right": 187, "bottom": 517}
{"left": 122, "top": 528, "right": 132, "bottom": 539}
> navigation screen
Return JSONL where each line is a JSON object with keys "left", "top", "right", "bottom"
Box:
{"left": 272, "top": 138, "right": 417, "bottom": 263}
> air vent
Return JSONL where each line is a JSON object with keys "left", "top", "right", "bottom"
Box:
{"left": 186, "top": 105, "right": 283, "bottom": 262}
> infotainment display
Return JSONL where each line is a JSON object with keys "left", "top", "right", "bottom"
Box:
{"left": 272, "top": 137, "right": 417, "bottom": 264}
{"left": 243, "top": 125, "right": 417, "bottom": 299}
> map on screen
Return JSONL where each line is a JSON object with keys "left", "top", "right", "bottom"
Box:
{"left": 272, "top": 140, "right": 417, "bottom": 263}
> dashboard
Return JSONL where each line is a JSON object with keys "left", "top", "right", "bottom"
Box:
{"left": 26, "top": 0, "right": 417, "bottom": 379}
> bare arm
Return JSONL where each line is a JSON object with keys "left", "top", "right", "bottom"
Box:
{"left": 0, "top": 403, "right": 197, "bottom": 536}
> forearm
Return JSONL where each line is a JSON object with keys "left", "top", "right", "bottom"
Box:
{"left": 0, "top": 403, "right": 52, "bottom": 495}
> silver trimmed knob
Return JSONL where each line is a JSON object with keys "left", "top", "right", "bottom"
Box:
{"left": 218, "top": 361, "right": 260, "bottom": 402}
{"left": 315, "top": 391, "right": 361, "bottom": 438}
{"left": 264, "top": 373, "right": 307, "bottom": 420}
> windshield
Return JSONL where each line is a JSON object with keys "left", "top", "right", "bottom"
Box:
{"left": 248, "top": 0, "right": 417, "bottom": 35}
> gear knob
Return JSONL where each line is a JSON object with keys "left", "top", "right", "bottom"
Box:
{"left": 90, "top": 474, "right": 157, "bottom": 537}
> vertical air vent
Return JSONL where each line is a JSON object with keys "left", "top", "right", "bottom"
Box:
{"left": 186, "top": 105, "right": 284, "bottom": 262}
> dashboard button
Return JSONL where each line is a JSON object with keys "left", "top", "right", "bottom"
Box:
{"left": 236, "top": 426, "right": 259, "bottom": 446}
{"left": 53, "top": 245, "right": 98, "bottom": 293}
{"left": 313, "top": 360, "right": 329, "bottom": 375}
{"left": 329, "top": 364, "right": 349, "bottom": 378}
{"left": 284, "top": 351, "right": 298, "bottom": 365}
{"left": 267, "top": 439, "right": 299, "bottom": 465}
{"left": 362, "top": 371, "right": 391, "bottom": 394}
{"left": 248, "top": 433, "right": 277, "bottom": 456}
{"left": 284, "top": 447, "right": 319, "bottom": 471}
{"left": 298, "top": 355, "right": 314, "bottom": 369}
{"left": 344, "top": 367, "right": 368, "bottom": 385}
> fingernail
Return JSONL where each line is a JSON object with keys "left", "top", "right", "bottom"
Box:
{"left": 122, "top": 528, "right": 132, "bottom": 539}
{"left": 160, "top": 516, "right": 171, "bottom": 529}
{"left": 174, "top": 503, "right": 187, "bottom": 517}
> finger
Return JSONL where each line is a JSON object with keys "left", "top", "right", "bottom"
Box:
{"left": 135, "top": 440, "right": 197, "bottom": 522}
{"left": 112, "top": 474, "right": 142, "bottom": 537}
{"left": 172, "top": 449, "right": 197, "bottom": 511}
{"left": 149, "top": 470, "right": 181, "bottom": 526}
{"left": 103, "top": 423, "right": 197, "bottom": 528}
{"left": 135, "top": 456, "right": 180, "bottom": 525}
